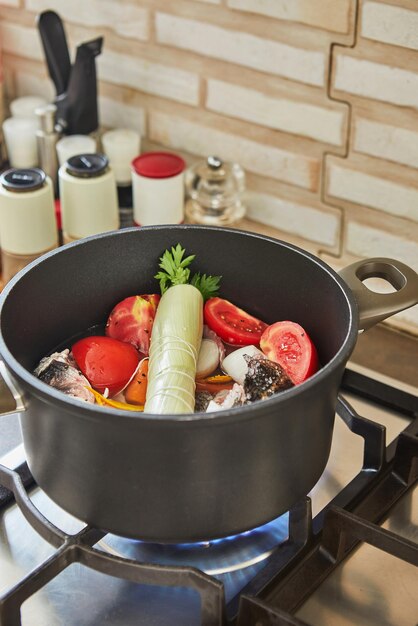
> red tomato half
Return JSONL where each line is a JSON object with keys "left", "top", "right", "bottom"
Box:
{"left": 72, "top": 336, "right": 140, "bottom": 396}
{"left": 105, "top": 294, "right": 160, "bottom": 355}
{"left": 204, "top": 297, "right": 268, "bottom": 345}
{"left": 260, "top": 321, "right": 319, "bottom": 385}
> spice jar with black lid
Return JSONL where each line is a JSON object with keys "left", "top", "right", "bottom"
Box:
{"left": 0, "top": 168, "right": 58, "bottom": 282}
{"left": 58, "top": 153, "right": 119, "bottom": 243}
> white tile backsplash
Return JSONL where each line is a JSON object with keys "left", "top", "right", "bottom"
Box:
{"left": 353, "top": 117, "right": 418, "bottom": 169}
{"left": 25, "top": 0, "right": 149, "bottom": 40}
{"left": 99, "top": 96, "right": 146, "bottom": 136}
{"left": 362, "top": 1, "right": 418, "bottom": 51}
{"left": 327, "top": 163, "right": 418, "bottom": 222}
{"left": 1, "top": 0, "right": 418, "bottom": 334}
{"left": 206, "top": 79, "right": 346, "bottom": 145}
{"left": 98, "top": 50, "right": 200, "bottom": 106}
{"left": 227, "top": 0, "right": 352, "bottom": 33}
{"left": 1, "top": 22, "right": 44, "bottom": 61}
{"left": 155, "top": 13, "right": 327, "bottom": 87}
{"left": 346, "top": 221, "right": 418, "bottom": 274}
{"left": 150, "top": 110, "right": 320, "bottom": 190}
{"left": 14, "top": 71, "right": 54, "bottom": 101}
{"left": 246, "top": 190, "right": 339, "bottom": 246}
{"left": 334, "top": 54, "right": 418, "bottom": 108}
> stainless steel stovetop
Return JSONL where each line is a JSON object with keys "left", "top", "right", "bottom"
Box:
{"left": 0, "top": 360, "right": 417, "bottom": 626}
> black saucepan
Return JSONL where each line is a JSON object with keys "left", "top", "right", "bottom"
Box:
{"left": 0, "top": 225, "right": 417, "bottom": 542}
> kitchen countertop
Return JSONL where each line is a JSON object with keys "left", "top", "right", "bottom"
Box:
{"left": 350, "top": 324, "right": 418, "bottom": 388}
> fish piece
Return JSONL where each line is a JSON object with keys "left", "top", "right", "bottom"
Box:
{"left": 34, "top": 349, "right": 94, "bottom": 403}
{"left": 34, "top": 348, "right": 70, "bottom": 376}
{"left": 243, "top": 355, "right": 293, "bottom": 402}
{"left": 206, "top": 383, "right": 246, "bottom": 413}
{"left": 195, "top": 391, "right": 213, "bottom": 412}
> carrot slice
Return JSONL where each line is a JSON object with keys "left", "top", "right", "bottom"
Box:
{"left": 124, "top": 358, "right": 149, "bottom": 405}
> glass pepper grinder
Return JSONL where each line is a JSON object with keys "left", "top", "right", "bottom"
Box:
{"left": 185, "top": 156, "right": 246, "bottom": 225}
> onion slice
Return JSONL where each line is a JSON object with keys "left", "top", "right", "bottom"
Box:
{"left": 222, "top": 345, "right": 265, "bottom": 384}
{"left": 196, "top": 339, "right": 220, "bottom": 379}
{"left": 203, "top": 325, "right": 225, "bottom": 362}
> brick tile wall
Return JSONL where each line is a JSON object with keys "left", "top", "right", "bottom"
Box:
{"left": 326, "top": 0, "right": 418, "bottom": 332}
{"left": 0, "top": 0, "right": 417, "bottom": 332}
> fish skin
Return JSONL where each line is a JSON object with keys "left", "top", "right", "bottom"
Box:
{"left": 195, "top": 391, "right": 213, "bottom": 412}
{"left": 34, "top": 350, "right": 94, "bottom": 403}
{"left": 243, "top": 355, "right": 294, "bottom": 402}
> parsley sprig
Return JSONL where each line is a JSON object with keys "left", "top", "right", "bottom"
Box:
{"left": 155, "top": 244, "right": 221, "bottom": 301}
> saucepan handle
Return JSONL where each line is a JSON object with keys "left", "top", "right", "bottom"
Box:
{"left": 339, "top": 258, "right": 418, "bottom": 331}
{"left": 0, "top": 361, "right": 25, "bottom": 416}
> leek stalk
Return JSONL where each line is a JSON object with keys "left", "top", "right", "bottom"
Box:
{"left": 144, "top": 284, "right": 203, "bottom": 414}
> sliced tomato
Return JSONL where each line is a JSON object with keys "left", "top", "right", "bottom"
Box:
{"left": 204, "top": 297, "right": 268, "bottom": 345}
{"left": 72, "top": 336, "right": 140, "bottom": 396}
{"left": 105, "top": 294, "right": 160, "bottom": 355}
{"left": 260, "top": 321, "right": 319, "bottom": 385}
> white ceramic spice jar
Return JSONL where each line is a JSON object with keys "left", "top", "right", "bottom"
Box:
{"left": 0, "top": 168, "right": 58, "bottom": 282}
{"left": 10, "top": 95, "right": 47, "bottom": 119}
{"left": 58, "top": 153, "right": 119, "bottom": 242}
{"left": 102, "top": 128, "right": 141, "bottom": 185}
{"left": 101, "top": 128, "right": 141, "bottom": 229}
{"left": 132, "top": 152, "right": 186, "bottom": 225}
{"left": 56, "top": 134, "right": 97, "bottom": 167}
{"left": 2, "top": 117, "right": 39, "bottom": 168}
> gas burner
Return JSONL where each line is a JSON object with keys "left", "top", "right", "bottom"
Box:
{"left": 97, "top": 514, "right": 289, "bottom": 575}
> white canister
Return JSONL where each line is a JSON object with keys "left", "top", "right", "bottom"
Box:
{"left": 0, "top": 168, "right": 58, "bottom": 281}
{"left": 58, "top": 153, "right": 119, "bottom": 240}
{"left": 56, "top": 134, "right": 97, "bottom": 167}
{"left": 2, "top": 117, "right": 39, "bottom": 168}
{"left": 132, "top": 152, "right": 185, "bottom": 225}
{"left": 101, "top": 128, "right": 141, "bottom": 185}
{"left": 10, "top": 95, "right": 47, "bottom": 119}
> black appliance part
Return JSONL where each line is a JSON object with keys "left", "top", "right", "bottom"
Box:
{"left": 37, "top": 10, "right": 102, "bottom": 135}
{"left": 37, "top": 11, "right": 71, "bottom": 96}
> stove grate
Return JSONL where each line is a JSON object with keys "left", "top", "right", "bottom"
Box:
{"left": 0, "top": 369, "right": 417, "bottom": 626}
{"left": 236, "top": 430, "right": 417, "bottom": 625}
{"left": 0, "top": 458, "right": 225, "bottom": 626}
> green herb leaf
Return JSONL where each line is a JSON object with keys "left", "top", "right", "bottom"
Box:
{"left": 190, "top": 272, "right": 222, "bottom": 302}
{"left": 155, "top": 244, "right": 195, "bottom": 294}
{"left": 155, "top": 243, "right": 222, "bottom": 299}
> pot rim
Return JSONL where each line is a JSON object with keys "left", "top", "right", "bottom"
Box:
{"left": 0, "top": 224, "right": 359, "bottom": 424}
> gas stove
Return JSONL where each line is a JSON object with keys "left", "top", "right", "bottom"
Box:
{"left": 0, "top": 351, "right": 417, "bottom": 625}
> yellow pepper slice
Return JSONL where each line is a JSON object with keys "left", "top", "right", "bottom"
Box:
{"left": 203, "top": 374, "right": 233, "bottom": 383}
{"left": 87, "top": 387, "right": 144, "bottom": 412}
